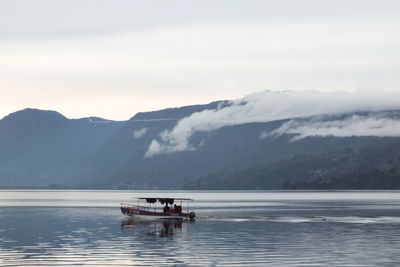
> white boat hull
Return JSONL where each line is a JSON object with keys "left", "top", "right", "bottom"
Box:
{"left": 121, "top": 206, "right": 195, "bottom": 221}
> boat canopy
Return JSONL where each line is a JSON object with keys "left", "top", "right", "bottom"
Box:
{"left": 138, "top": 197, "right": 193, "bottom": 204}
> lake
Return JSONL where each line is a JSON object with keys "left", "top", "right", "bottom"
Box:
{"left": 1, "top": 190, "right": 400, "bottom": 266}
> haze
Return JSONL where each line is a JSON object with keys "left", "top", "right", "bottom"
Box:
{"left": 1, "top": 0, "right": 399, "bottom": 120}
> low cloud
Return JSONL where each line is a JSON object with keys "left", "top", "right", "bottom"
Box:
{"left": 265, "top": 114, "right": 400, "bottom": 141}
{"left": 133, "top": 128, "right": 148, "bottom": 139}
{"left": 145, "top": 90, "right": 400, "bottom": 157}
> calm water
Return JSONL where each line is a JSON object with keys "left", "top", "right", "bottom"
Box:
{"left": 1, "top": 190, "right": 400, "bottom": 266}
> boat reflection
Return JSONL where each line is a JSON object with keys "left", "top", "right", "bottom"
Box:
{"left": 121, "top": 218, "right": 193, "bottom": 238}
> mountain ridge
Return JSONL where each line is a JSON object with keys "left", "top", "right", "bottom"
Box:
{"left": 1, "top": 102, "right": 400, "bottom": 190}
{"left": 0, "top": 108, "right": 125, "bottom": 187}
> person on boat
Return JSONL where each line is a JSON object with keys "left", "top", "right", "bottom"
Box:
{"left": 164, "top": 204, "right": 170, "bottom": 213}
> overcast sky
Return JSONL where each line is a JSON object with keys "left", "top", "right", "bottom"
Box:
{"left": 1, "top": 0, "right": 399, "bottom": 120}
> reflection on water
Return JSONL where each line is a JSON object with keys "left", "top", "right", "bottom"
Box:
{"left": 1, "top": 190, "right": 400, "bottom": 266}
{"left": 121, "top": 218, "right": 188, "bottom": 239}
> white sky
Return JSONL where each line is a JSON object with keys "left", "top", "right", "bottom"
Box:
{"left": 0, "top": 0, "right": 399, "bottom": 120}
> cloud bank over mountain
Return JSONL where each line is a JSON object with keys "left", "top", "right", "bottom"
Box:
{"left": 264, "top": 114, "right": 400, "bottom": 141}
{"left": 133, "top": 128, "right": 148, "bottom": 139}
{"left": 145, "top": 90, "right": 400, "bottom": 157}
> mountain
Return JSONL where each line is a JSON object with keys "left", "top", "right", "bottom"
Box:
{"left": 0, "top": 108, "right": 124, "bottom": 187}
{"left": 181, "top": 110, "right": 400, "bottom": 190}
{"left": 183, "top": 138, "right": 400, "bottom": 189}
{"left": 70, "top": 101, "right": 226, "bottom": 188}
{"left": 72, "top": 106, "right": 400, "bottom": 189}
{"left": 281, "top": 142, "right": 400, "bottom": 190}
{"left": 2, "top": 103, "right": 400, "bottom": 190}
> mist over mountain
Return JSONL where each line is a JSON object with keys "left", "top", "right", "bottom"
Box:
{"left": 2, "top": 91, "right": 400, "bottom": 189}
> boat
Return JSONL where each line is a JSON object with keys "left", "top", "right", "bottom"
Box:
{"left": 121, "top": 197, "right": 196, "bottom": 220}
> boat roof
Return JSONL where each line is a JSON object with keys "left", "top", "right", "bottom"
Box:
{"left": 138, "top": 197, "right": 193, "bottom": 201}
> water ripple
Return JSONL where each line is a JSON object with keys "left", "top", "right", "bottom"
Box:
{"left": 1, "top": 191, "right": 400, "bottom": 266}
